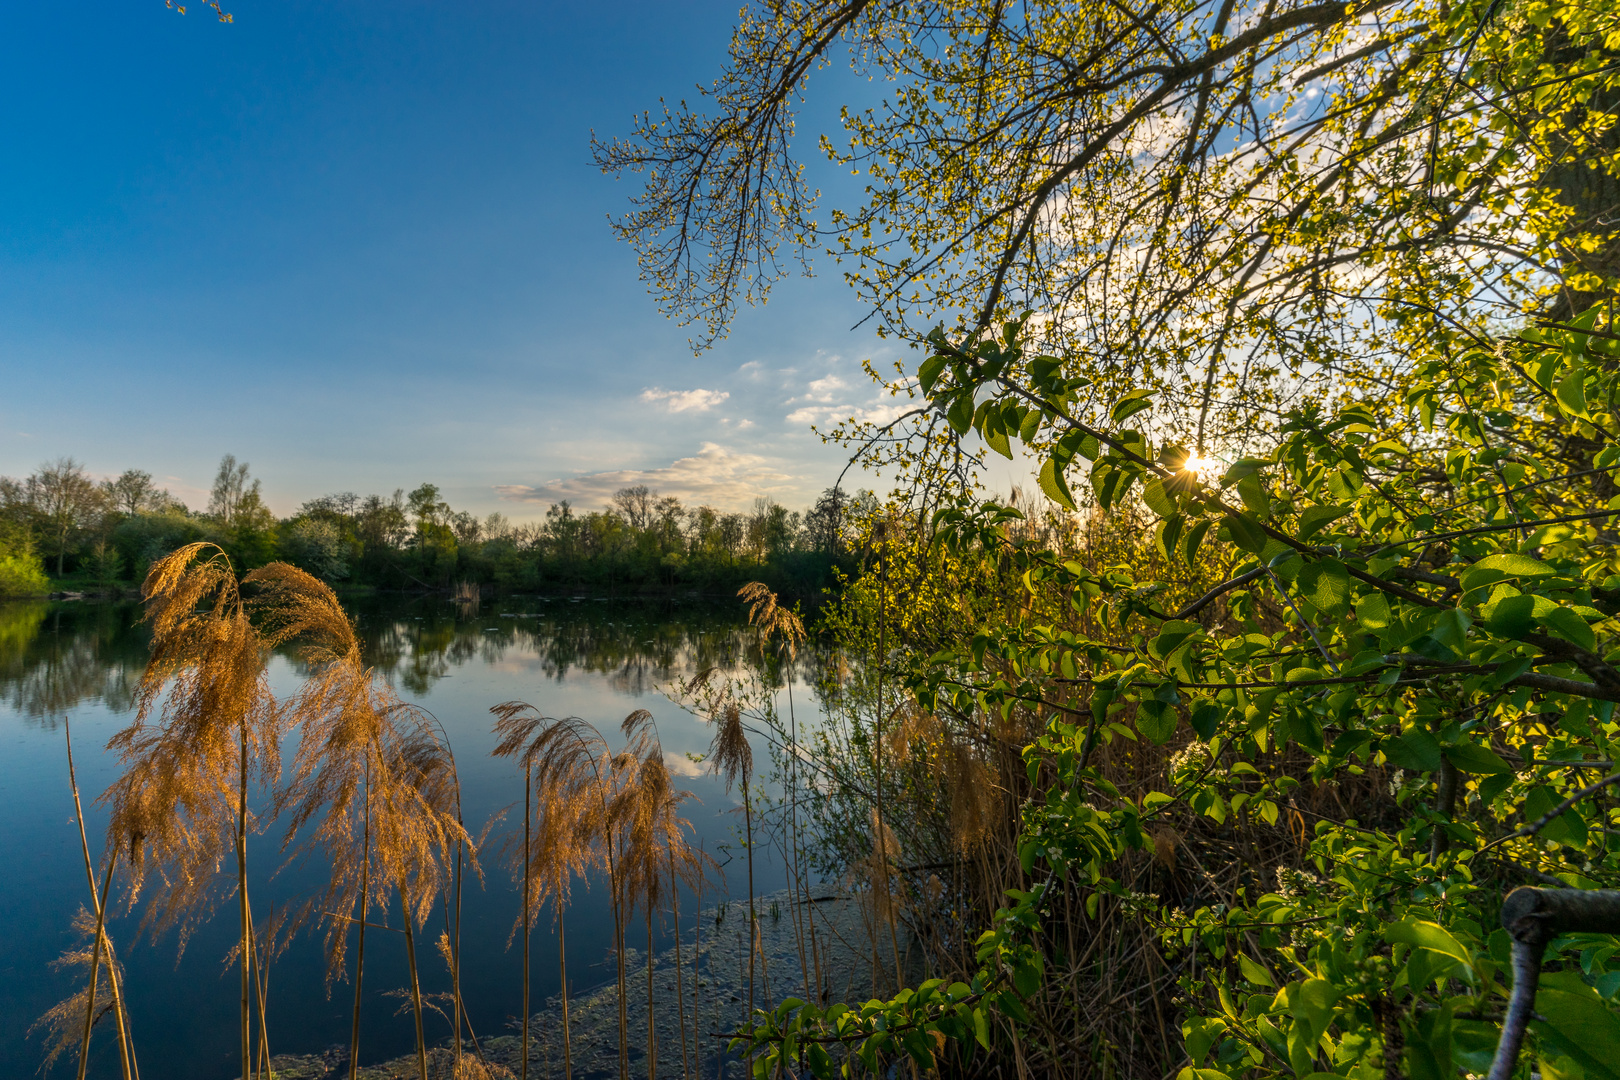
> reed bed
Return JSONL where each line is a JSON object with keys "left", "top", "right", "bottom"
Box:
{"left": 44, "top": 553, "right": 1258, "bottom": 1080}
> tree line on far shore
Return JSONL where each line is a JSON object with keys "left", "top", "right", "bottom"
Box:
{"left": 0, "top": 454, "right": 869, "bottom": 596}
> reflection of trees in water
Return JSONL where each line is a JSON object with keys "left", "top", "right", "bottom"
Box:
{"left": 344, "top": 599, "right": 779, "bottom": 698}
{"left": 0, "top": 601, "right": 148, "bottom": 725}
{"left": 0, "top": 597, "right": 831, "bottom": 725}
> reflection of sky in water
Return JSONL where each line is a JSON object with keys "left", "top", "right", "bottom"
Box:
{"left": 0, "top": 596, "right": 818, "bottom": 1080}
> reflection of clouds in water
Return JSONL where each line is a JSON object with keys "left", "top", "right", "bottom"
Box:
{"left": 350, "top": 601, "right": 773, "bottom": 697}
{"left": 666, "top": 754, "right": 707, "bottom": 777}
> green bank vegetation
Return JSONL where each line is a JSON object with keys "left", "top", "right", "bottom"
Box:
{"left": 0, "top": 456, "right": 867, "bottom": 597}
{"left": 592, "top": 0, "right": 1620, "bottom": 1077}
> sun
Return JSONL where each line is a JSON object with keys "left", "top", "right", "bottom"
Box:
{"left": 1182, "top": 455, "right": 1222, "bottom": 479}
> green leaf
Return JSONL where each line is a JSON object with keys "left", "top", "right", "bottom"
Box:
{"left": 1019, "top": 406, "right": 1043, "bottom": 443}
{"left": 1534, "top": 971, "right": 1620, "bottom": 1080}
{"left": 1237, "top": 473, "right": 1270, "bottom": 518}
{"left": 1450, "top": 1019, "right": 1501, "bottom": 1074}
{"left": 1430, "top": 607, "right": 1471, "bottom": 653}
{"left": 1384, "top": 728, "right": 1443, "bottom": 772}
{"left": 1182, "top": 519, "right": 1213, "bottom": 566}
{"left": 1541, "top": 606, "right": 1597, "bottom": 651}
{"left": 1487, "top": 593, "right": 1536, "bottom": 637}
{"left": 972, "top": 1007, "right": 991, "bottom": 1049}
{"left": 1288, "top": 979, "right": 1343, "bottom": 1075}
{"left": 1225, "top": 512, "right": 1268, "bottom": 554}
{"left": 947, "top": 392, "right": 974, "bottom": 435}
{"left": 1039, "top": 458, "right": 1077, "bottom": 511}
{"left": 1297, "top": 558, "right": 1351, "bottom": 614}
{"left": 1137, "top": 699, "right": 1177, "bottom": 744}
{"left": 918, "top": 355, "right": 948, "bottom": 395}
{"left": 1356, "top": 592, "right": 1391, "bottom": 630}
{"left": 1443, "top": 742, "right": 1513, "bottom": 775}
{"left": 1558, "top": 367, "right": 1590, "bottom": 418}
{"left": 985, "top": 424, "right": 1013, "bottom": 459}
{"left": 1150, "top": 621, "right": 1202, "bottom": 659}
{"left": 1156, "top": 516, "right": 1185, "bottom": 562}
{"left": 1111, "top": 389, "right": 1155, "bottom": 425}
{"left": 1297, "top": 504, "right": 1350, "bottom": 540}
{"left": 1182, "top": 1017, "right": 1226, "bottom": 1065}
{"left": 1238, "top": 953, "right": 1275, "bottom": 987}
{"left": 1386, "top": 919, "right": 1474, "bottom": 977}
{"left": 1142, "top": 477, "right": 1175, "bottom": 518}
{"left": 1190, "top": 699, "right": 1222, "bottom": 741}
{"left": 1469, "top": 553, "right": 1556, "bottom": 578}
{"left": 1524, "top": 785, "right": 1589, "bottom": 847}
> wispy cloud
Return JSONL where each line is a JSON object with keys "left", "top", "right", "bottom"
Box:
{"left": 495, "top": 442, "right": 799, "bottom": 511}
{"left": 641, "top": 387, "right": 730, "bottom": 413}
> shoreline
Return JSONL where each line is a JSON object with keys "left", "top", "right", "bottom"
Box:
{"left": 253, "top": 890, "right": 912, "bottom": 1080}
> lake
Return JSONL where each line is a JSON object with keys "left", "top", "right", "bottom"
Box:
{"left": 0, "top": 593, "right": 817, "bottom": 1079}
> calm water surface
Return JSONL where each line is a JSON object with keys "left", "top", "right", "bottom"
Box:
{"left": 0, "top": 594, "right": 804, "bottom": 1079}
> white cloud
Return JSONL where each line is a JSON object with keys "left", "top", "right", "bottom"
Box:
{"left": 641, "top": 387, "right": 730, "bottom": 413}
{"left": 785, "top": 399, "right": 915, "bottom": 429}
{"left": 495, "top": 442, "right": 800, "bottom": 511}
{"left": 802, "top": 375, "right": 847, "bottom": 402}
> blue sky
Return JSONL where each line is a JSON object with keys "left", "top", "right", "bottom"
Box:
{"left": 0, "top": 1, "right": 914, "bottom": 517}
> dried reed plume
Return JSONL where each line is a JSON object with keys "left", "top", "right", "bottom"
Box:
{"left": 491, "top": 704, "right": 620, "bottom": 1080}
{"left": 618, "top": 711, "right": 705, "bottom": 1080}
{"left": 738, "top": 581, "right": 805, "bottom": 662}
{"left": 265, "top": 562, "right": 467, "bottom": 1080}
{"left": 29, "top": 908, "right": 131, "bottom": 1076}
{"left": 887, "top": 700, "right": 998, "bottom": 855}
{"left": 704, "top": 694, "right": 759, "bottom": 1022}
{"left": 739, "top": 581, "right": 814, "bottom": 1000}
{"left": 101, "top": 543, "right": 283, "bottom": 1080}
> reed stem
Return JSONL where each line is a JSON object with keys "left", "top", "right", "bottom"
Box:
{"left": 558, "top": 901, "right": 572, "bottom": 1080}
{"left": 253, "top": 905, "right": 273, "bottom": 1080}
{"left": 66, "top": 719, "right": 134, "bottom": 1080}
{"left": 237, "top": 721, "right": 253, "bottom": 1080}
{"left": 609, "top": 828, "right": 627, "bottom": 1080}
{"left": 671, "top": 847, "right": 689, "bottom": 1080}
{"left": 692, "top": 849, "right": 702, "bottom": 1080}
{"left": 401, "top": 885, "right": 428, "bottom": 1080}
{"left": 522, "top": 766, "right": 532, "bottom": 1080}
{"left": 75, "top": 848, "right": 118, "bottom": 1080}
{"left": 744, "top": 780, "right": 756, "bottom": 1017}
{"left": 646, "top": 904, "right": 656, "bottom": 1080}
{"left": 349, "top": 761, "right": 370, "bottom": 1080}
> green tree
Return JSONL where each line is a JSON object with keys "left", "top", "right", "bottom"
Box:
{"left": 101, "top": 470, "right": 159, "bottom": 517}
{"left": 28, "top": 458, "right": 103, "bottom": 576}
{"left": 610, "top": 0, "right": 1620, "bottom": 1077}
{"left": 208, "top": 454, "right": 254, "bottom": 526}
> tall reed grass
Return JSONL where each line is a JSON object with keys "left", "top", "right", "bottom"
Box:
{"left": 40, "top": 561, "right": 853, "bottom": 1080}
